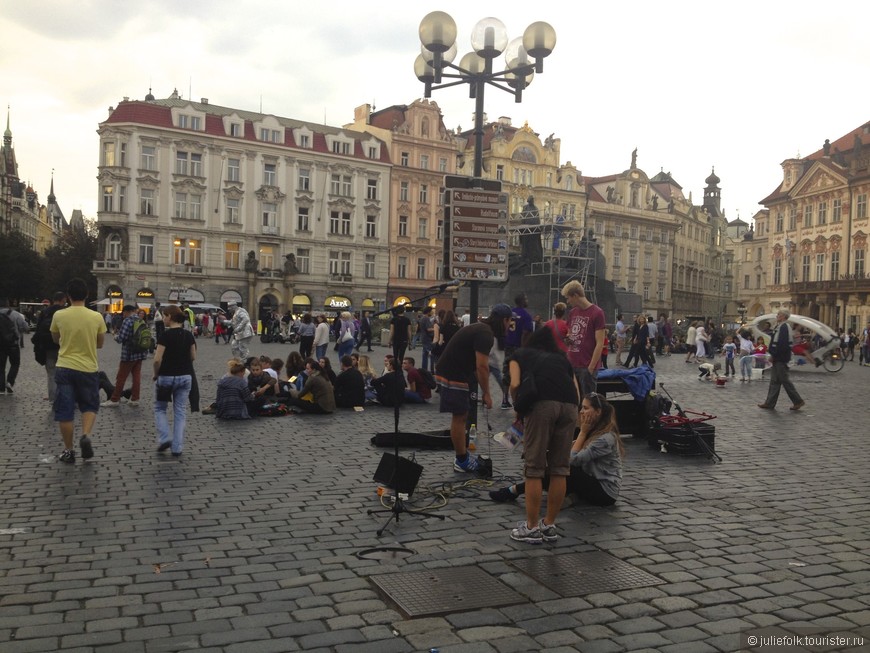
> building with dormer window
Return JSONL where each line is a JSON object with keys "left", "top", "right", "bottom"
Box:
{"left": 759, "top": 121, "right": 870, "bottom": 332}
{"left": 93, "top": 91, "right": 391, "bottom": 319}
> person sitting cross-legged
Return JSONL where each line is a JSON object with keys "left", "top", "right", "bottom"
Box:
{"left": 285, "top": 358, "right": 336, "bottom": 414}
{"left": 215, "top": 359, "right": 267, "bottom": 420}
{"left": 402, "top": 356, "right": 431, "bottom": 403}
{"left": 490, "top": 392, "right": 623, "bottom": 518}
{"left": 334, "top": 355, "right": 366, "bottom": 408}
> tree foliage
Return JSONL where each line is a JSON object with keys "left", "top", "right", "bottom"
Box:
{"left": 41, "top": 223, "right": 99, "bottom": 299}
{"left": 0, "top": 231, "right": 45, "bottom": 302}
{"left": 0, "top": 223, "right": 98, "bottom": 303}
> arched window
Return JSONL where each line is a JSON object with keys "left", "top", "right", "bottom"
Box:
{"left": 107, "top": 233, "right": 122, "bottom": 260}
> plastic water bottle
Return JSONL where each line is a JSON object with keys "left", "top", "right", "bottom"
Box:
{"left": 468, "top": 423, "right": 478, "bottom": 451}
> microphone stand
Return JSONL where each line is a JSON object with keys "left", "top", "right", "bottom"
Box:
{"left": 367, "top": 285, "right": 454, "bottom": 535}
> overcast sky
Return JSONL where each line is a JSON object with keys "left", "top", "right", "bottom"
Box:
{"left": 3, "top": 1, "right": 868, "bottom": 225}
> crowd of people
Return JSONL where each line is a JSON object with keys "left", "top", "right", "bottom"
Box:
{"left": 24, "top": 280, "right": 870, "bottom": 543}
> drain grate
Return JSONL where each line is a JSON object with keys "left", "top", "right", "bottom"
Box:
{"left": 370, "top": 565, "right": 526, "bottom": 618}
{"left": 511, "top": 551, "right": 663, "bottom": 597}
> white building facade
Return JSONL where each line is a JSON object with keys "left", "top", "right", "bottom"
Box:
{"left": 93, "top": 92, "right": 392, "bottom": 319}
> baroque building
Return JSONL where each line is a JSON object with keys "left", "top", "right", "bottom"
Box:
{"left": 584, "top": 156, "right": 731, "bottom": 322}
{"left": 93, "top": 91, "right": 391, "bottom": 319}
{"left": 347, "top": 100, "right": 457, "bottom": 307}
{"left": 759, "top": 120, "right": 870, "bottom": 332}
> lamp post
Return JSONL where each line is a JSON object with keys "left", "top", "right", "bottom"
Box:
{"left": 416, "top": 12, "right": 555, "bottom": 421}
{"left": 416, "top": 12, "right": 556, "bottom": 320}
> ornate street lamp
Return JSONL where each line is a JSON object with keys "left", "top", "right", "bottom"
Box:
{"left": 416, "top": 11, "right": 555, "bottom": 418}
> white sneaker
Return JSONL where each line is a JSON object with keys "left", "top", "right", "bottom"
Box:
{"left": 128, "top": 400, "right": 139, "bottom": 407}
{"left": 101, "top": 400, "right": 120, "bottom": 407}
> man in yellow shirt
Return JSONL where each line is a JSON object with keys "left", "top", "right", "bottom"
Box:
{"left": 50, "top": 278, "right": 107, "bottom": 463}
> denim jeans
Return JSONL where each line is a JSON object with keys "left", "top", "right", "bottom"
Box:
{"left": 154, "top": 375, "right": 192, "bottom": 454}
{"left": 421, "top": 342, "right": 433, "bottom": 372}
{"left": 315, "top": 344, "right": 327, "bottom": 360}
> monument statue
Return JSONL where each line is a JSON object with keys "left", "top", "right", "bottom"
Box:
{"left": 283, "top": 253, "right": 298, "bottom": 275}
{"left": 520, "top": 196, "right": 543, "bottom": 265}
{"left": 244, "top": 250, "right": 259, "bottom": 273}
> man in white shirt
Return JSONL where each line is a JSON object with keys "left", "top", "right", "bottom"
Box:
{"left": 614, "top": 314, "right": 627, "bottom": 366}
{"left": 461, "top": 309, "right": 471, "bottom": 327}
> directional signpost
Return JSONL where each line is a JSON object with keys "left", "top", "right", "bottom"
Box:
{"left": 445, "top": 187, "right": 509, "bottom": 282}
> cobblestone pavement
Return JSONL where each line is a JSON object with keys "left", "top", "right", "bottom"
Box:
{"left": 1, "top": 337, "right": 869, "bottom": 652}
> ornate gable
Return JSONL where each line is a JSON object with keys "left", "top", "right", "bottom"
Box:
{"left": 790, "top": 161, "right": 848, "bottom": 199}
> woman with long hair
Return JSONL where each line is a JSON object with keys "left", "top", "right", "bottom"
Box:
{"left": 152, "top": 305, "right": 197, "bottom": 455}
{"left": 491, "top": 391, "right": 624, "bottom": 516}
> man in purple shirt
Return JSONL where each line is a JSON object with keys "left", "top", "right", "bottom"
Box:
{"left": 501, "top": 293, "right": 534, "bottom": 409}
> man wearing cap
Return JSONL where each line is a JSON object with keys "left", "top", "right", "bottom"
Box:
{"left": 228, "top": 302, "right": 254, "bottom": 360}
{"left": 435, "top": 304, "right": 512, "bottom": 473}
{"left": 103, "top": 304, "right": 148, "bottom": 407}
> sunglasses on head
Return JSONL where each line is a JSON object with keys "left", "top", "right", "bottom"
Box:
{"left": 586, "top": 392, "right": 603, "bottom": 408}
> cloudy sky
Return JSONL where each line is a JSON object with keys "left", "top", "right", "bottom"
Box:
{"left": 2, "top": 1, "right": 868, "bottom": 224}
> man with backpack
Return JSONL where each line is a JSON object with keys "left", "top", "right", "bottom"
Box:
{"left": 32, "top": 291, "right": 67, "bottom": 401}
{"left": 0, "top": 297, "right": 29, "bottom": 395}
{"left": 103, "top": 305, "right": 150, "bottom": 407}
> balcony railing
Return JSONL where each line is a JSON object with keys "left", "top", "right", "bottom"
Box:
{"left": 262, "top": 225, "right": 279, "bottom": 235}
{"left": 257, "top": 269, "right": 284, "bottom": 279}
{"left": 790, "top": 275, "right": 870, "bottom": 294}
{"left": 172, "top": 264, "right": 204, "bottom": 274}
{"left": 93, "top": 260, "right": 125, "bottom": 271}
{"left": 330, "top": 273, "right": 353, "bottom": 282}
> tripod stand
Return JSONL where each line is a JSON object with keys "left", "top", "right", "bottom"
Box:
{"left": 367, "top": 286, "right": 452, "bottom": 535}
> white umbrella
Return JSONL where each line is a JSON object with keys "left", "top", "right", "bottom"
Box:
{"left": 189, "top": 303, "right": 221, "bottom": 310}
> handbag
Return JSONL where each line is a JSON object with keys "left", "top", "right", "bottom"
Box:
{"left": 340, "top": 329, "right": 354, "bottom": 343}
{"left": 513, "top": 356, "right": 540, "bottom": 414}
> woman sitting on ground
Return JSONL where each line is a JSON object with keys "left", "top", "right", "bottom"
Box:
{"left": 490, "top": 392, "right": 623, "bottom": 507}
{"left": 371, "top": 356, "right": 405, "bottom": 407}
{"left": 283, "top": 351, "right": 307, "bottom": 392}
{"left": 215, "top": 359, "right": 270, "bottom": 420}
{"left": 318, "top": 356, "right": 338, "bottom": 385}
{"left": 285, "top": 358, "right": 336, "bottom": 414}
{"left": 356, "top": 354, "right": 378, "bottom": 404}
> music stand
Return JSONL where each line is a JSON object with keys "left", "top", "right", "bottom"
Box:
{"left": 366, "top": 285, "right": 454, "bottom": 535}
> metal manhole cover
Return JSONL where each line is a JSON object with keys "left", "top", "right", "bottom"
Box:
{"left": 511, "top": 551, "right": 662, "bottom": 597}
{"left": 370, "top": 566, "right": 525, "bottom": 618}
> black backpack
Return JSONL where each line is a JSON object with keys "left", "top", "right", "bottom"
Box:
{"left": 0, "top": 309, "right": 17, "bottom": 347}
{"left": 418, "top": 368, "right": 437, "bottom": 390}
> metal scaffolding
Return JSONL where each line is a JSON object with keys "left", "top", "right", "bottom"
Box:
{"left": 507, "top": 219, "right": 597, "bottom": 317}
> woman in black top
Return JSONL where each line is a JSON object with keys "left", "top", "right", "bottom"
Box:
{"left": 152, "top": 305, "right": 197, "bottom": 456}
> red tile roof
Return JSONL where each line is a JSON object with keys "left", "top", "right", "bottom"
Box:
{"left": 103, "top": 99, "right": 392, "bottom": 164}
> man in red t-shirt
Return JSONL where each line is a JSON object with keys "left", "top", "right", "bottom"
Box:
{"left": 402, "top": 356, "right": 431, "bottom": 403}
{"left": 561, "top": 280, "right": 606, "bottom": 399}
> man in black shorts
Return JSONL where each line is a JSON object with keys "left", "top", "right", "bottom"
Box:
{"left": 435, "top": 303, "right": 512, "bottom": 472}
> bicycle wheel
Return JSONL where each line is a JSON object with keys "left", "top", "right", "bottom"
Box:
{"left": 823, "top": 352, "right": 844, "bottom": 372}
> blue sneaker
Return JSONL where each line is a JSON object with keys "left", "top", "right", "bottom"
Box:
{"left": 453, "top": 454, "right": 480, "bottom": 473}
